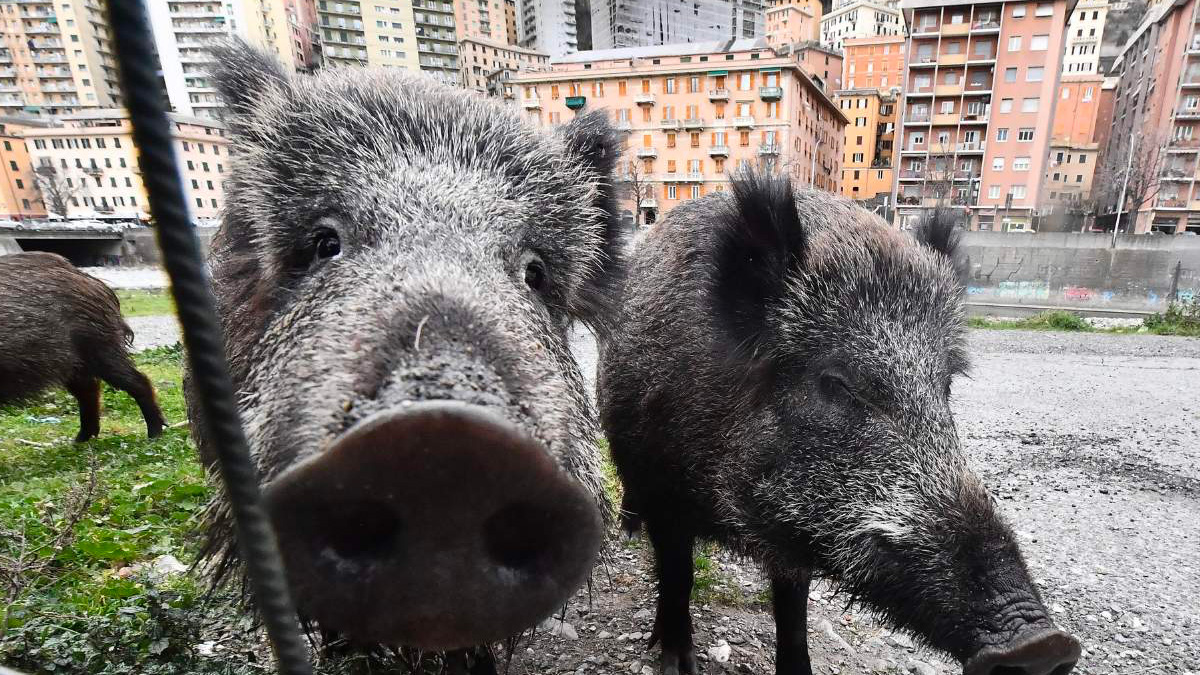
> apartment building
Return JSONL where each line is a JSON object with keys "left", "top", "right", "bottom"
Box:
{"left": 1062, "top": 0, "right": 1107, "bottom": 75}
{"left": 233, "top": 0, "right": 321, "bottom": 72}
{"left": 837, "top": 88, "right": 898, "bottom": 201}
{"left": 454, "top": 0, "right": 507, "bottom": 42}
{"left": 842, "top": 34, "right": 906, "bottom": 89}
{"left": 1041, "top": 74, "right": 1103, "bottom": 218}
{"left": 1101, "top": 0, "right": 1200, "bottom": 234}
{"left": 510, "top": 39, "right": 847, "bottom": 224}
{"left": 790, "top": 41, "right": 844, "bottom": 91}
{"left": 412, "top": 0, "right": 460, "bottom": 82}
{"left": 317, "top": 0, "right": 422, "bottom": 73}
{"left": 820, "top": 0, "right": 905, "bottom": 50}
{"left": 893, "top": 0, "right": 1071, "bottom": 231}
{"left": 459, "top": 36, "right": 547, "bottom": 94}
{"left": 765, "top": 0, "right": 823, "bottom": 47}
{"left": 0, "top": 118, "right": 54, "bottom": 219}
{"left": 0, "top": 0, "right": 120, "bottom": 116}
{"left": 21, "top": 110, "right": 230, "bottom": 221}
{"left": 519, "top": 0, "right": 578, "bottom": 57}
{"left": 504, "top": 0, "right": 518, "bottom": 44}
{"left": 589, "top": 0, "right": 766, "bottom": 50}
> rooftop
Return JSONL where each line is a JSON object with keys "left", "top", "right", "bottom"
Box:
{"left": 551, "top": 38, "right": 769, "bottom": 65}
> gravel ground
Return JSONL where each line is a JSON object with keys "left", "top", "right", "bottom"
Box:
{"left": 121, "top": 310, "right": 1200, "bottom": 674}
{"left": 82, "top": 266, "right": 169, "bottom": 289}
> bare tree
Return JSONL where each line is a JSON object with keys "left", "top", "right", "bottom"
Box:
{"left": 1103, "top": 132, "right": 1168, "bottom": 232}
{"left": 33, "top": 165, "right": 83, "bottom": 218}
{"left": 616, "top": 155, "right": 653, "bottom": 229}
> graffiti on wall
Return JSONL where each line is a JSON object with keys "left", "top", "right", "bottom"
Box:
{"left": 996, "top": 280, "right": 1050, "bottom": 300}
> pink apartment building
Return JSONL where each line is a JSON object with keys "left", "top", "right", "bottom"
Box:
{"left": 510, "top": 39, "right": 847, "bottom": 226}
{"left": 893, "top": 0, "right": 1073, "bottom": 231}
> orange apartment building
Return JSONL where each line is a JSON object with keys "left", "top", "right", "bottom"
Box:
{"left": 893, "top": 0, "right": 1073, "bottom": 231}
{"left": 459, "top": 36, "right": 548, "bottom": 95}
{"left": 765, "top": 0, "right": 824, "bottom": 46}
{"left": 1100, "top": 0, "right": 1200, "bottom": 234}
{"left": 1042, "top": 74, "right": 1103, "bottom": 210}
{"left": 837, "top": 88, "right": 899, "bottom": 202}
{"left": 510, "top": 39, "right": 847, "bottom": 225}
{"left": 842, "top": 35, "right": 907, "bottom": 90}
{"left": 0, "top": 118, "right": 53, "bottom": 220}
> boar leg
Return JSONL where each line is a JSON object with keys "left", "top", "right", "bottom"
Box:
{"left": 770, "top": 571, "right": 814, "bottom": 675}
{"left": 646, "top": 518, "right": 696, "bottom": 675}
{"left": 96, "top": 354, "right": 166, "bottom": 438}
{"left": 67, "top": 376, "right": 102, "bottom": 443}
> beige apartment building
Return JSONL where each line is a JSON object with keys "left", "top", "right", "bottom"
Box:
{"left": 0, "top": 118, "right": 53, "bottom": 219}
{"left": 454, "top": 0, "right": 507, "bottom": 42}
{"left": 510, "top": 39, "right": 847, "bottom": 225}
{"left": 0, "top": 0, "right": 119, "bottom": 116}
{"left": 459, "top": 36, "right": 547, "bottom": 94}
{"left": 234, "top": 0, "right": 320, "bottom": 72}
{"left": 21, "top": 110, "right": 230, "bottom": 221}
{"left": 893, "top": 0, "right": 1072, "bottom": 231}
{"left": 837, "top": 88, "right": 898, "bottom": 201}
{"left": 317, "top": 0, "right": 422, "bottom": 72}
{"left": 766, "top": 0, "right": 824, "bottom": 45}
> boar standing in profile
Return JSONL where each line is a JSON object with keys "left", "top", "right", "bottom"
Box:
{"left": 599, "top": 176, "right": 1081, "bottom": 675}
{"left": 0, "top": 252, "right": 165, "bottom": 442}
{"left": 188, "top": 42, "right": 624, "bottom": 653}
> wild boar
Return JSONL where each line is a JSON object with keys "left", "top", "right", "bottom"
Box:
{"left": 598, "top": 175, "right": 1080, "bottom": 675}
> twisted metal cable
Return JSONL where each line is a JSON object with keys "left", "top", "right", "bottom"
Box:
{"left": 105, "top": 2, "right": 313, "bottom": 674}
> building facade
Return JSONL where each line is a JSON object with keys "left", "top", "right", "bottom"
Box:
{"left": 412, "top": 0, "right": 460, "bottom": 82}
{"left": 316, "top": 0, "right": 424, "bottom": 74}
{"left": 459, "top": 36, "right": 547, "bottom": 93}
{"left": 454, "top": 0, "right": 508, "bottom": 43}
{"left": 820, "top": 0, "right": 905, "bottom": 50}
{"left": 510, "top": 39, "right": 847, "bottom": 225}
{"left": 1062, "top": 0, "right": 1107, "bottom": 75}
{"left": 0, "top": 0, "right": 120, "bottom": 116}
{"left": 837, "top": 88, "right": 898, "bottom": 201}
{"left": 0, "top": 118, "right": 53, "bottom": 219}
{"left": 21, "top": 110, "right": 230, "bottom": 221}
{"left": 842, "top": 34, "right": 907, "bottom": 89}
{"left": 1042, "top": 74, "right": 1103, "bottom": 208}
{"left": 893, "top": 0, "right": 1072, "bottom": 231}
{"left": 1099, "top": 0, "right": 1200, "bottom": 234}
{"left": 589, "top": 0, "right": 766, "bottom": 50}
{"left": 232, "top": 0, "right": 321, "bottom": 72}
{"left": 765, "top": 0, "right": 823, "bottom": 47}
{"left": 519, "top": 0, "right": 578, "bottom": 56}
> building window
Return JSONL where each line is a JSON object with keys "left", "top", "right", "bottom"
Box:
{"left": 999, "top": 98, "right": 1013, "bottom": 113}
{"left": 1011, "top": 185, "right": 1027, "bottom": 198}
{"left": 667, "top": 184, "right": 677, "bottom": 199}
{"left": 996, "top": 128, "right": 1009, "bottom": 141}
{"left": 1031, "top": 34, "right": 1049, "bottom": 50}
{"left": 993, "top": 157, "right": 1005, "bottom": 170}
{"left": 1017, "top": 128, "right": 1035, "bottom": 141}
{"left": 1021, "top": 97, "right": 1039, "bottom": 112}
{"left": 1008, "top": 36, "right": 1021, "bottom": 51}
{"left": 1012, "top": 4, "right": 1026, "bottom": 17}
{"left": 989, "top": 185, "right": 1001, "bottom": 198}
{"left": 1026, "top": 66, "right": 1044, "bottom": 82}
{"left": 1013, "top": 157, "right": 1030, "bottom": 171}
{"left": 1034, "top": 3, "right": 1052, "bottom": 16}
{"left": 1005, "top": 67, "right": 1018, "bottom": 83}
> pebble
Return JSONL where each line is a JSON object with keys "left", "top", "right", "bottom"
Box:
{"left": 707, "top": 641, "right": 732, "bottom": 663}
{"left": 598, "top": 631, "right": 613, "bottom": 639}
{"left": 907, "top": 659, "right": 937, "bottom": 675}
{"left": 543, "top": 619, "right": 579, "bottom": 641}
{"left": 886, "top": 632, "right": 915, "bottom": 650}
{"left": 633, "top": 608, "right": 652, "bottom": 621}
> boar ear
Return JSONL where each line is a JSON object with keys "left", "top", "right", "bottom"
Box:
{"left": 209, "top": 38, "right": 289, "bottom": 124}
{"left": 558, "top": 111, "right": 628, "bottom": 335}
{"left": 912, "top": 208, "right": 969, "bottom": 282}
{"left": 711, "top": 170, "right": 806, "bottom": 354}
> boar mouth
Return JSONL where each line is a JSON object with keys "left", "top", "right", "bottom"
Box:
{"left": 963, "top": 626, "right": 1080, "bottom": 675}
{"left": 262, "top": 401, "right": 603, "bottom": 649}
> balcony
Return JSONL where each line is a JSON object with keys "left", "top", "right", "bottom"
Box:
{"left": 733, "top": 116, "right": 755, "bottom": 128}
{"left": 1177, "top": 108, "right": 1200, "bottom": 120}
{"left": 640, "top": 198, "right": 657, "bottom": 209}
{"left": 905, "top": 114, "right": 931, "bottom": 124}
{"left": 683, "top": 117, "right": 705, "bottom": 130}
{"left": 31, "top": 53, "right": 66, "bottom": 63}
{"left": 0, "top": 69, "right": 15, "bottom": 78}
{"left": 899, "top": 169, "right": 923, "bottom": 179}
{"left": 36, "top": 68, "right": 71, "bottom": 78}
{"left": 565, "top": 95, "right": 586, "bottom": 110}
{"left": 634, "top": 93, "right": 656, "bottom": 106}
{"left": 174, "top": 23, "right": 227, "bottom": 33}
{"left": 615, "top": 119, "right": 632, "bottom": 131}
{"left": 24, "top": 23, "right": 59, "bottom": 34}
{"left": 759, "top": 86, "right": 782, "bottom": 100}
{"left": 708, "top": 145, "right": 729, "bottom": 157}
{"left": 961, "top": 112, "right": 989, "bottom": 123}
{"left": 934, "top": 84, "right": 963, "bottom": 96}
{"left": 1162, "top": 168, "right": 1192, "bottom": 181}
{"left": 913, "top": 23, "right": 940, "bottom": 35}
{"left": 907, "top": 86, "right": 933, "bottom": 96}
{"left": 1158, "top": 198, "right": 1187, "bottom": 208}
{"left": 0, "top": 84, "right": 18, "bottom": 93}
{"left": 684, "top": 171, "right": 704, "bottom": 182}
{"left": 933, "top": 113, "right": 959, "bottom": 126}
{"left": 757, "top": 144, "right": 780, "bottom": 155}
{"left": 971, "top": 20, "right": 1001, "bottom": 32}
{"left": 910, "top": 55, "right": 938, "bottom": 67}
{"left": 1168, "top": 138, "right": 1200, "bottom": 150}
{"left": 708, "top": 88, "right": 729, "bottom": 101}
{"left": 964, "top": 82, "right": 993, "bottom": 94}
{"left": 636, "top": 147, "right": 658, "bottom": 159}
{"left": 1183, "top": 76, "right": 1200, "bottom": 88}
{"left": 939, "top": 53, "right": 967, "bottom": 66}
{"left": 659, "top": 119, "right": 681, "bottom": 130}
{"left": 522, "top": 97, "right": 540, "bottom": 109}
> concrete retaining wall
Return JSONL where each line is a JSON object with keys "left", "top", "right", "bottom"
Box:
{"left": 123, "top": 227, "right": 217, "bottom": 264}
{"left": 962, "top": 232, "right": 1200, "bottom": 314}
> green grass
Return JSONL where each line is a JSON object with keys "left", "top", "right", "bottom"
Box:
{"left": 0, "top": 346, "right": 266, "bottom": 674}
{"left": 114, "top": 290, "right": 175, "bottom": 319}
{"left": 1143, "top": 300, "right": 1200, "bottom": 337}
{"left": 968, "top": 310, "right": 1094, "bottom": 332}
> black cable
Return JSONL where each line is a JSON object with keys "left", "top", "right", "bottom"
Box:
{"left": 104, "top": 3, "right": 313, "bottom": 674}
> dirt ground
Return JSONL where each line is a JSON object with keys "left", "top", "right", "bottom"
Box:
{"left": 501, "top": 329, "right": 1200, "bottom": 675}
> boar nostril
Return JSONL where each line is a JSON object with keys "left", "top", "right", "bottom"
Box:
{"left": 966, "top": 628, "right": 1080, "bottom": 675}
{"left": 484, "top": 501, "right": 560, "bottom": 572}
{"left": 318, "top": 500, "right": 402, "bottom": 561}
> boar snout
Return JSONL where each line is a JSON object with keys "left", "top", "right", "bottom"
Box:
{"left": 262, "top": 401, "right": 603, "bottom": 649}
{"left": 964, "top": 628, "right": 1081, "bottom": 675}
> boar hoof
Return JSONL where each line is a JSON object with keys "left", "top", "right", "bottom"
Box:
{"left": 660, "top": 649, "right": 696, "bottom": 675}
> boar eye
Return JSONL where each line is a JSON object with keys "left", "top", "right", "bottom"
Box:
{"left": 314, "top": 227, "right": 341, "bottom": 260}
{"left": 524, "top": 256, "right": 548, "bottom": 292}
{"left": 818, "top": 372, "right": 855, "bottom": 405}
